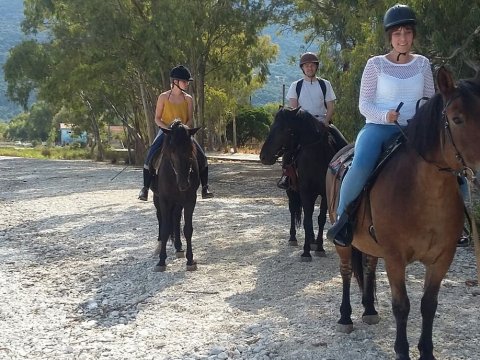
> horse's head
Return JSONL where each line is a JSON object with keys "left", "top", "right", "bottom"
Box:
{"left": 162, "top": 120, "right": 199, "bottom": 192}
{"left": 260, "top": 107, "right": 300, "bottom": 165}
{"left": 437, "top": 66, "right": 480, "bottom": 184}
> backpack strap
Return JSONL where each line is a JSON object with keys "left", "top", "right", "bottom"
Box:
{"left": 317, "top": 77, "right": 328, "bottom": 109}
{"left": 295, "top": 78, "right": 328, "bottom": 109}
{"left": 295, "top": 79, "right": 304, "bottom": 99}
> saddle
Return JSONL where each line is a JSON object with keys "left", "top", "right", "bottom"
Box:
{"left": 328, "top": 133, "right": 406, "bottom": 216}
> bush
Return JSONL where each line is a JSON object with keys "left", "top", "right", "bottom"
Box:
{"left": 226, "top": 105, "right": 272, "bottom": 146}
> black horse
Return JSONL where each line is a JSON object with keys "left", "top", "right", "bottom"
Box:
{"left": 152, "top": 120, "right": 200, "bottom": 272}
{"left": 260, "top": 107, "right": 348, "bottom": 260}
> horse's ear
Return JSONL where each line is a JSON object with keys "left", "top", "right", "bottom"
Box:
{"left": 436, "top": 66, "right": 455, "bottom": 99}
{"left": 161, "top": 127, "right": 171, "bottom": 135}
{"left": 188, "top": 127, "right": 201, "bottom": 136}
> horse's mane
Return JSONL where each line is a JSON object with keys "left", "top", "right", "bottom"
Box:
{"left": 406, "top": 77, "right": 480, "bottom": 157}
{"left": 405, "top": 93, "right": 444, "bottom": 156}
{"left": 164, "top": 120, "right": 197, "bottom": 158}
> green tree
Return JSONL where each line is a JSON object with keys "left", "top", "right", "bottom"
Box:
{"left": 6, "top": 0, "right": 278, "bottom": 162}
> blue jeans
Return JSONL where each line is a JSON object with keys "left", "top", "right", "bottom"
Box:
{"left": 144, "top": 131, "right": 164, "bottom": 169}
{"left": 337, "top": 123, "right": 401, "bottom": 217}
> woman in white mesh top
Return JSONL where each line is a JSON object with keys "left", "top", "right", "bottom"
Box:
{"left": 327, "top": 4, "right": 435, "bottom": 247}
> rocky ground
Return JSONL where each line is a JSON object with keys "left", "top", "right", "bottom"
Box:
{"left": 0, "top": 156, "right": 479, "bottom": 360}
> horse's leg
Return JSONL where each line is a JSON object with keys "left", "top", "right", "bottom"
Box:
{"left": 173, "top": 205, "right": 184, "bottom": 258}
{"left": 183, "top": 202, "right": 197, "bottom": 271}
{"left": 417, "top": 261, "right": 452, "bottom": 360}
{"left": 287, "top": 189, "right": 299, "bottom": 246}
{"left": 300, "top": 195, "right": 315, "bottom": 262}
{"left": 314, "top": 196, "right": 327, "bottom": 256}
{"left": 154, "top": 204, "right": 172, "bottom": 272}
{"left": 336, "top": 246, "right": 354, "bottom": 333}
{"left": 153, "top": 195, "right": 162, "bottom": 256}
{"left": 362, "top": 255, "right": 379, "bottom": 324}
{"left": 385, "top": 259, "right": 410, "bottom": 360}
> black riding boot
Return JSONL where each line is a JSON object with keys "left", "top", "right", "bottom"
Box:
{"left": 200, "top": 167, "right": 214, "bottom": 199}
{"left": 138, "top": 168, "right": 152, "bottom": 201}
{"left": 326, "top": 212, "right": 353, "bottom": 247}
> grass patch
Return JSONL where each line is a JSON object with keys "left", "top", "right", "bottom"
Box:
{"left": 0, "top": 146, "right": 91, "bottom": 160}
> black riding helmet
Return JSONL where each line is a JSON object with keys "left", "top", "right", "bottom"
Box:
{"left": 170, "top": 65, "right": 193, "bottom": 81}
{"left": 383, "top": 4, "right": 416, "bottom": 31}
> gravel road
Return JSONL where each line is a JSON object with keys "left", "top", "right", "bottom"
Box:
{"left": 0, "top": 156, "right": 479, "bottom": 360}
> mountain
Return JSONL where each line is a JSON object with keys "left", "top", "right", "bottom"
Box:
{"left": 0, "top": 0, "right": 24, "bottom": 122}
{"left": 252, "top": 26, "right": 315, "bottom": 106}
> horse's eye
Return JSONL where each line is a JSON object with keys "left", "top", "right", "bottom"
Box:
{"left": 451, "top": 116, "right": 463, "bottom": 125}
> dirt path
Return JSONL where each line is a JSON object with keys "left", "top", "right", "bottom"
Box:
{"left": 0, "top": 156, "right": 478, "bottom": 360}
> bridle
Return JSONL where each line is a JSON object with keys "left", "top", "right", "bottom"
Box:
{"left": 441, "top": 94, "right": 477, "bottom": 182}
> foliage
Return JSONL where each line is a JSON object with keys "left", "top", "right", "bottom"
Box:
{"left": 226, "top": 105, "right": 272, "bottom": 146}
{"left": 2, "top": 0, "right": 279, "bottom": 162}
{"left": 4, "top": 101, "right": 53, "bottom": 141}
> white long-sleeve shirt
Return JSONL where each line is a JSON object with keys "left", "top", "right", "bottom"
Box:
{"left": 359, "top": 54, "right": 435, "bottom": 126}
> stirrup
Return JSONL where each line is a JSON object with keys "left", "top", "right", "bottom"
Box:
{"left": 277, "top": 175, "right": 289, "bottom": 190}
{"left": 326, "top": 213, "right": 352, "bottom": 247}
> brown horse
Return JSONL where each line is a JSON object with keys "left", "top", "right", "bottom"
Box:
{"left": 326, "top": 67, "right": 480, "bottom": 360}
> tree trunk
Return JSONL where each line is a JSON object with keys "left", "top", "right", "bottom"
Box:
{"left": 138, "top": 71, "right": 156, "bottom": 144}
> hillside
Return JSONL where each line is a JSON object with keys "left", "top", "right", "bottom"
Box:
{"left": 0, "top": 0, "right": 24, "bottom": 121}
{"left": 0, "top": 2, "right": 312, "bottom": 121}
{"left": 252, "top": 26, "right": 314, "bottom": 106}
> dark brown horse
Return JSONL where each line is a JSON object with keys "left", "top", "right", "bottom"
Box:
{"left": 153, "top": 120, "right": 200, "bottom": 272}
{"left": 260, "top": 107, "right": 347, "bottom": 260}
{"left": 326, "top": 67, "right": 480, "bottom": 359}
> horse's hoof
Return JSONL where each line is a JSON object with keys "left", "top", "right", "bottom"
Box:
{"left": 310, "top": 243, "right": 318, "bottom": 251}
{"left": 300, "top": 256, "right": 312, "bottom": 262}
{"left": 362, "top": 314, "right": 380, "bottom": 325}
{"left": 186, "top": 262, "right": 197, "bottom": 271}
{"left": 314, "top": 250, "right": 326, "bottom": 257}
{"left": 154, "top": 265, "right": 166, "bottom": 272}
{"left": 288, "top": 240, "right": 298, "bottom": 246}
{"left": 336, "top": 323, "right": 353, "bottom": 334}
{"left": 176, "top": 251, "right": 185, "bottom": 258}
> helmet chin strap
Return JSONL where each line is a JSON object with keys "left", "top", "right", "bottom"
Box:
{"left": 172, "top": 81, "right": 187, "bottom": 93}
{"left": 396, "top": 52, "right": 407, "bottom": 62}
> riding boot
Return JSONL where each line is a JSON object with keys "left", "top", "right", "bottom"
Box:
{"left": 326, "top": 212, "right": 353, "bottom": 247}
{"left": 277, "top": 167, "right": 289, "bottom": 190}
{"left": 200, "top": 166, "right": 214, "bottom": 199}
{"left": 138, "top": 168, "right": 152, "bottom": 201}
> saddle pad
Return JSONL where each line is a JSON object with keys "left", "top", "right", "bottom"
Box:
{"left": 328, "top": 133, "right": 405, "bottom": 187}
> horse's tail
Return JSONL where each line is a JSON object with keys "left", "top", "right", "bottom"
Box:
{"left": 351, "top": 247, "right": 364, "bottom": 292}
{"left": 351, "top": 248, "right": 377, "bottom": 300}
